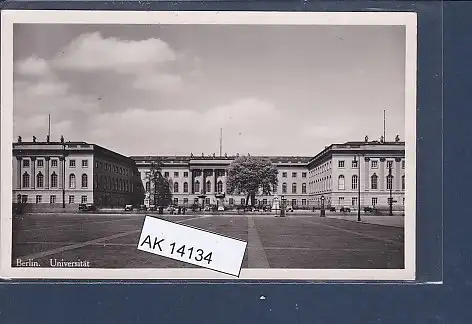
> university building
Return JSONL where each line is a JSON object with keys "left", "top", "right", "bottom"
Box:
{"left": 131, "top": 138, "right": 405, "bottom": 211}
{"left": 131, "top": 155, "right": 311, "bottom": 209}
{"left": 12, "top": 136, "right": 405, "bottom": 211}
{"left": 307, "top": 140, "right": 406, "bottom": 211}
{"left": 12, "top": 137, "right": 144, "bottom": 211}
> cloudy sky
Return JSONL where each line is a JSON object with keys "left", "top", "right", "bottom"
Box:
{"left": 13, "top": 24, "right": 406, "bottom": 156}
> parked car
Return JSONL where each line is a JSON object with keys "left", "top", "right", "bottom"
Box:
{"left": 286, "top": 206, "right": 294, "bottom": 212}
{"left": 340, "top": 206, "right": 351, "bottom": 212}
{"left": 148, "top": 205, "right": 157, "bottom": 211}
{"left": 137, "top": 205, "right": 147, "bottom": 211}
{"left": 124, "top": 204, "right": 133, "bottom": 211}
{"left": 364, "top": 206, "right": 374, "bottom": 212}
{"left": 329, "top": 207, "right": 336, "bottom": 212}
{"left": 217, "top": 206, "right": 225, "bottom": 211}
{"left": 79, "top": 203, "right": 97, "bottom": 212}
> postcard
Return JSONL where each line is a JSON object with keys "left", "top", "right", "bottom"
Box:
{"left": 0, "top": 10, "right": 417, "bottom": 280}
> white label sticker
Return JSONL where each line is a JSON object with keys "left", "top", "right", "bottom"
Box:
{"left": 137, "top": 216, "right": 247, "bottom": 277}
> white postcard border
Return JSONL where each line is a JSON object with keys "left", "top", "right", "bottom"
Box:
{"left": 0, "top": 10, "right": 417, "bottom": 281}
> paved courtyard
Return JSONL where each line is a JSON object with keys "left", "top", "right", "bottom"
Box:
{"left": 12, "top": 212, "right": 404, "bottom": 269}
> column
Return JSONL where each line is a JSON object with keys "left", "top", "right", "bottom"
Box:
{"left": 379, "top": 158, "right": 385, "bottom": 191}
{"left": 364, "top": 157, "right": 370, "bottom": 190}
{"left": 59, "top": 156, "right": 65, "bottom": 189}
{"left": 214, "top": 169, "right": 218, "bottom": 192}
{"left": 45, "top": 157, "right": 50, "bottom": 189}
{"left": 30, "top": 157, "right": 36, "bottom": 189}
{"left": 191, "top": 169, "right": 195, "bottom": 194}
{"left": 16, "top": 157, "right": 22, "bottom": 189}
{"left": 202, "top": 169, "right": 206, "bottom": 194}
{"left": 395, "top": 157, "right": 401, "bottom": 190}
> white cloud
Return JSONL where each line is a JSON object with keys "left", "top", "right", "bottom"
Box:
{"left": 81, "top": 98, "right": 294, "bottom": 155}
{"left": 14, "top": 56, "right": 51, "bottom": 76}
{"left": 13, "top": 79, "right": 100, "bottom": 120}
{"left": 132, "top": 73, "right": 183, "bottom": 92}
{"left": 14, "top": 114, "right": 73, "bottom": 141}
{"left": 25, "top": 80, "right": 69, "bottom": 97}
{"left": 53, "top": 32, "right": 177, "bottom": 74}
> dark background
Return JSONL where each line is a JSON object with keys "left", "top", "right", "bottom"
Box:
{"left": 0, "top": 0, "right": 469, "bottom": 322}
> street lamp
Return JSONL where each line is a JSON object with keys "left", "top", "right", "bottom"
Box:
{"left": 280, "top": 195, "right": 285, "bottom": 217}
{"left": 320, "top": 195, "right": 325, "bottom": 217}
{"left": 61, "top": 136, "right": 66, "bottom": 209}
{"left": 353, "top": 155, "right": 361, "bottom": 222}
{"left": 388, "top": 164, "right": 393, "bottom": 216}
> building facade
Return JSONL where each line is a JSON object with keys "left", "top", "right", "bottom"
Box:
{"left": 132, "top": 141, "right": 405, "bottom": 211}
{"left": 307, "top": 141, "right": 406, "bottom": 210}
{"left": 12, "top": 137, "right": 405, "bottom": 211}
{"left": 12, "top": 138, "right": 144, "bottom": 211}
{"left": 131, "top": 155, "right": 312, "bottom": 209}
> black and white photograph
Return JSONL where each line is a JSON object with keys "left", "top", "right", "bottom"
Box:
{"left": 0, "top": 11, "right": 417, "bottom": 280}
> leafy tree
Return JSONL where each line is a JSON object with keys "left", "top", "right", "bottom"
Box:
{"left": 149, "top": 161, "right": 172, "bottom": 207}
{"left": 226, "top": 155, "right": 278, "bottom": 207}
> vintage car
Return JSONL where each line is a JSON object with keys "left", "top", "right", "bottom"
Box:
{"left": 78, "top": 203, "right": 97, "bottom": 212}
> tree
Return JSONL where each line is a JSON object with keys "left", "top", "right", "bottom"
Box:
{"left": 226, "top": 155, "right": 278, "bottom": 207}
{"left": 149, "top": 161, "right": 172, "bottom": 207}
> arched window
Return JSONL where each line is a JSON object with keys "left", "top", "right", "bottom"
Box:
{"left": 292, "top": 183, "right": 297, "bottom": 194}
{"left": 195, "top": 181, "right": 200, "bottom": 193}
{"left": 386, "top": 175, "right": 394, "bottom": 190}
{"left": 371, "top": 174, "right": 378, "bottom": 190}
{"left": 217, "top": 181, "right": 223, "bottom": 193}
{"left": 302, "top": 183, "right": 307, "bottom": 194}
{"left": 51, "top": 172, "right": 58, "bottom": 188}
{"left": 282, "top": 183, "right": 287, "bottom": 194}
{"left": 36, "top": 172, "right": 44, "bottom": 188}
{"left": 206, "top": 181, "right": 211, "bottom": 193}
{"left": 402, "top": 175, "right": 405, "bottom": 190}
{"left": 145, "top": 181, "right": 150, "bottom": 192}
{"left": 338, "top": 175, "right": 345, "bottom": 190}
{"left": 22, "top": 172, "right": 30, "bottom": 188}
{"left": 114, "top": 179, "right": 118, "bottom": 191}
{"left": 82, "top": 174, "right": 88, "bottom": 188}
{"left": 183, "top": 182, "right": 189, "bottom": 193}
{"left": 69, "top": 174, "right": 76, "bottom": 189}
{"left": 351, "top": 175, "right": 358, "bottom": 190}
{"left": 174, "top": 182, "right": 179, "bottom": 193}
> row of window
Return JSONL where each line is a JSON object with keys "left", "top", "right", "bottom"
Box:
{"left": 144, "top": 180, "right": 309, "bottom": 194}
{"left": 95, "top": 175, "right": 134, "bottom": 193}
{"left": 310, "top": 174, "right": 406, "bottom": 193}
{"left": 22, "top": 158, "right": 89, "bottom": 168}
{"left": 17, "top": 194, "right": 88, "bottom": 204}
{"left": 281, "top": 172, "right": 307, "bottom": 178}
{"left": 96, "top": 161, "right": 132, "bottom": 177}
{"left": 144, "top": 170, "right": 312, "bottom": 179}
{"left": 21, "top": 172, "right": 89, "bottom": 189}
{"left": 311, "top": 196, "right": 405, "bottom": 207}
{"left": 160, "top": 197, "right": 310, "bottom": 207}
{"left": 337, "top": 159, "right": 405, "bottom": 169}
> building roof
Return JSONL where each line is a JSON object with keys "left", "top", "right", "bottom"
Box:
{"left": 129, "top": 155, "right": 313, "bottom": 164}
{"left": 13, "top": 141, "right": 136, "bottom": 165}
{"left": 307, "top": 140, "right": 405, "bottom": 166}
